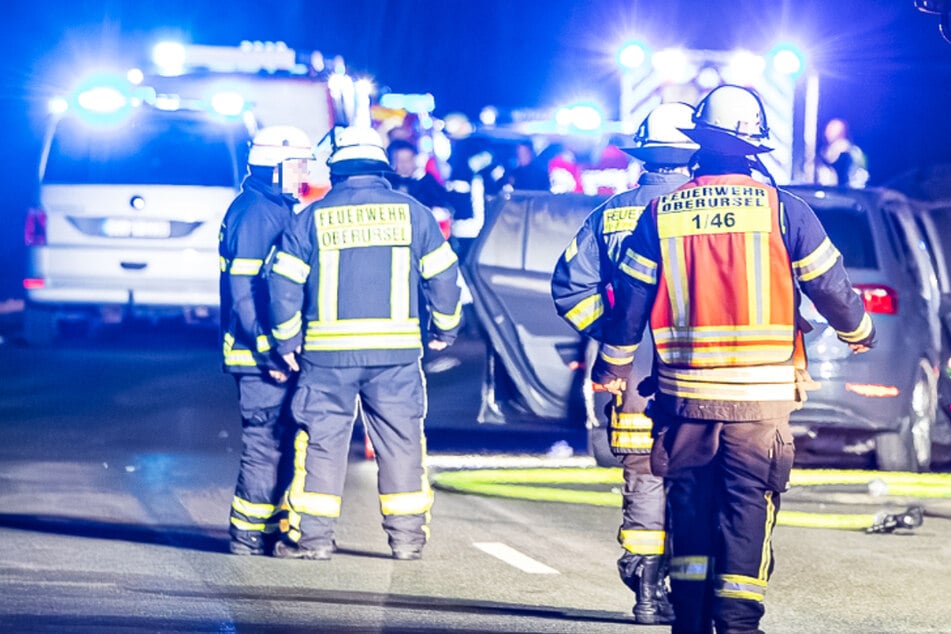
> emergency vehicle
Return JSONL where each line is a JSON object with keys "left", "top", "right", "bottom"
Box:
{"left": 22, "top": 42, "right": 365, "bottom": 344}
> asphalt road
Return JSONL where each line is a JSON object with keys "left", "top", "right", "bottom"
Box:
{"left": 0, "top": 321, "right": 950, "bottom": 633}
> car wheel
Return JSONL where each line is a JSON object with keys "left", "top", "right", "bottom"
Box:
{"left": 22, "top": 305, "right": 57, "bottom": 347}
{"left": 875, "top": 360, "right": 936, "bottom": 472}
{"left": 588, "top": 425, "right": 622, "bottom": 468}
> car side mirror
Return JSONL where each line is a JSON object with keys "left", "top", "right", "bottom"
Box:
{"left": 916, "top": 0, "right": 951, "bottom": 43}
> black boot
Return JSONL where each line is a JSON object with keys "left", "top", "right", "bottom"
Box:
{"left": 619, "top": 554, "right": 676, "bottom": 625}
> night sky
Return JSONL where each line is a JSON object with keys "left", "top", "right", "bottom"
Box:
{"left": 2, "top": 0, "right": 951, "bottom": 297}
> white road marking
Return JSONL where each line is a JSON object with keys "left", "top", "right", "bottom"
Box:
{"left": 472, "top": 542, "right": 560, "bottom": 575}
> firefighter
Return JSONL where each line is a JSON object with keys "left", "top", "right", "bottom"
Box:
{"left": 592, "top": 85, "right": 875, "bottom": 634}
{"left": 220, "top": 125, "right": 314, "bottom": 555}
{"left": 551, "top": 102, "right": 698, "bottom": 625}
{"left": 268, "top": 125, "right": 462, "bottom": 561}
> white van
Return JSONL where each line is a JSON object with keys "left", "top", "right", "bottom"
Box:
{"left": 23, "top": 97, "right": 253, "bottom": 344}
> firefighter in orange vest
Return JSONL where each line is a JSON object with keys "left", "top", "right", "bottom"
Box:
{"left": 593, "top": 85, "right": 875, "bottom": 634}
{"left": 552, "top": 102, "right": 699, "bottom": 625}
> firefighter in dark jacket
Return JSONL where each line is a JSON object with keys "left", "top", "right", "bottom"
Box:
{"left": 220, "top": 125, "right": 314, "bottom": 555}
{"left": 593, "top": 85, "right": 875, "bottom": 634}
{"left": 552, "top": 102, "right": 698, "bottom": 625}
{"left": 268, "top": 125, "right": 462, "bottom": 561}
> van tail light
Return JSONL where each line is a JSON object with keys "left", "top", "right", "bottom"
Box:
{"left": 853, "top": 284, "right": 897, "bottom": 315}
{"left": 25, "top": 206, "right": 47, "bottom": 246}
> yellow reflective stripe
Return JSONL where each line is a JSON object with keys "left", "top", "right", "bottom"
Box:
{"left": 618, "top": 248, "right": 658, "bottom": 285}
{"left": 618, "top": 529, "right": 666, "bottom": 555}
{"left": 599, "top": 344, "right": 637, "bottom": 366}
{"left": 563, "top": 237, "right": 578, "bottom": 263}
{"left": 223, "top": 335, "right": 258, "bottom": 367}
{"left": 564, "top": 293, "right": 604, "bottom": 331}
{"left": 658, "top": 345, "right": 796, "bottom": 367}
{"left": 611, "top": 430, "right": 654, "bottom": 451}
{"left": 793, "top": 238, "right": 841, "bottom": 282}
{"left": 272, "top": 251, "right": 311, "bottom": 284}
{"left": 379, "top": 488, "right": 434, "bottom": 516}
{"left": 661, "top": 236, "right": 689, "bottom": 328}
{"left": 613, "top": 412, "right": 653, "bottom": 431}
{"left": 836, "top": 313, "right": 873, "bottom": 343}
{"left": 391, "top": 247, "right": 411, "bottom": 321}
{"left": 229, "top": 257, "right": 263, "bottom": 276}
{"left": 716, "top": 574, "right": 767, "bottom": 602}
{"left": 432, "top": 300, "right": 462, "bottom": 331}
{"left": 318, "top": 250, "right": 339, "bottom": 321}
{"left": 670, "top": 556, "right": 709, "bottom": 581}
{"left": 256, "top": 334, "right": 271, "bottom": 353}
{"left": 760, "top": 490, "right": 776, "bottom": 580}
{"left": 272, "top": 311, "right": 302, "bottom": 341}
{"left": 307, "top": 318, "right": 420, "bottom": 335}
{"left": 230, "top": 517, "right": 267, "bottom": 532}
{"left": 746, "top": 232, "right": 769, "bottom": 324}
{"left": 659, "top": 365, "right": 795, "bottom": 384}
{"left": 304, "top": 332, "right": 422, "bottom": 351}
{"left": 219, "top": 256, "right": 227, "bottom": 272}
{"left": 232, "top": 496, "right": 276, "bottom": 519}
{"left": 420, "top": 241, "right": 458, "bottom": 279}
{"left": 287, "top": 429, "right": 342, "bottom": 518}
{"left": 653, "top": 324, "right": 795, "bottom": 343}
{"left": 657, "top": 375, "right": 795, "bottom": 401}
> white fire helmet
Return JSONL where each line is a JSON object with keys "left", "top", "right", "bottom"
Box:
{"left": 623, "top": 102, "right": 699, "bottom": 165}
{"left": 682, "top": 84, "right": 773, "bottom": 156}
{"left": 326, "top": 125, "right": 392, "bottom": 176}
{"left": 247, "top": 126, "right": 313, "bottom": 167}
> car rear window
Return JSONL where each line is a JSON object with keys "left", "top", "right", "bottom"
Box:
{"left": 43, "top": 112, "right": 246, "bottom": 187}
{"left": 812, "top": 205, "right": 878, "bottom": 269}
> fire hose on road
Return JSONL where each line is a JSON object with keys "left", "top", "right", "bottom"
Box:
{"left": 430, "top": 466, "right": 951, "bottom": 532}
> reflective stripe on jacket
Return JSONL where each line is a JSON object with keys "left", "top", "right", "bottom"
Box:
{"left": 219, "top": 175, "right": 294, "bottom": 374}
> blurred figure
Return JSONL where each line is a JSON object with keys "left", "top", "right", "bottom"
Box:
{"left": 219, "top": 126, "right": 314, "bottom": 556}
{"left": 386, "top": 138, "right": 455, "bottom": 237}
{"left": 507, "top": 140, "right": 549, "bottom": 190}
{"left": 817, "top": 117, "right": 869, "bottom": 187}
{"left": 269, "top": 126, "right": 462, "bottom": 561}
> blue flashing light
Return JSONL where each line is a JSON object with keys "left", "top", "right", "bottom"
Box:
{"left": 769, "top": 43, "right": 805, "bottom": 77}
{"left": 127, "top": 68, "right": 144, "bottom": 85}
{"left": 153, "top": 41, "right": 186, "bottom": 76}
{"left": 555, "top": 102, "right": 604, "bottom": 132}
{"left": 48, "top": 96, "right": 69, "bottom": 115}
{"left": 722, "top": 50, "right": 766, "bottom": 85}
{"left": 617, "top": 41, "right": 650, "bottom": 70}
{"left": 210, "top": 91, "right": 245, "bottom": 116}
{"left": 380, "top": 92, "right": 435, "bottom": 114}
{"left": 76, "top": 86, "right": 128, "bottom": 113}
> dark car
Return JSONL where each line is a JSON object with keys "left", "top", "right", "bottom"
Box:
{"left": 463, "top": 186, "right": 949, "bottom": 471}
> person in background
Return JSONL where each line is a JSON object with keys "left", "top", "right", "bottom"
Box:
{"left": 552, "top": 102, "right": 699, "bottom": 626}
{"left": 219, "top": 125, "right": 314, "bottom": 556}
{"left": 593, "top": 85, "right": 875, "bottom": 634}
{"left": 817, "top": 117, "right": 869, "bottom": 188}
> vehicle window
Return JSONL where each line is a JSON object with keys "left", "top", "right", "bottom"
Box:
{"left": 812, "top": 205, "right": 878, "bottom": 269}
{"left": 885, "top": 209, "right": 930, "bottom": 296}
{"left": 43, "top": 113, "right": 245, "bottom": 187}
{"left": 928, "top": 206, "right": 951, "bottom": 256}
{"left": 913, "top": 214, "right": 949, "bottom": 293}
{"left": 478, "top": 197, "right": 526, "bottom": 269}
{"left": 524, "top": 195, "right": 595, "bottom": 274}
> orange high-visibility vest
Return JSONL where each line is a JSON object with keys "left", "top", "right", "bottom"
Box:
{"left": 648, "top": 175, "right": 798, "bottom": 401}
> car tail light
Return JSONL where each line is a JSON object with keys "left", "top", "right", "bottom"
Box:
{"left": 25, "top": 206, "right": 47, "bottom": 246}
{"left": 431, "top": 206, "right": 452, "bottom": 240}
{"left": 853, "top": 284, "right": 897, "bottom": 315}
{"left": 845, "top": 383, "right": 900, "bottom": 398}
{"left": 23, "top": 278, "right": 45, "bottom": 290}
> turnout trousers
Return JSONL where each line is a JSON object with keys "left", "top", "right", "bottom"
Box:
{"left": 284, "top": 359, "right": 433, "bottom": 552}
{"left": 658, "top": 412, "right": 795, "bottom": 634}
{"left": 230, "top": 374, "right": 294, "bottom": 552}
